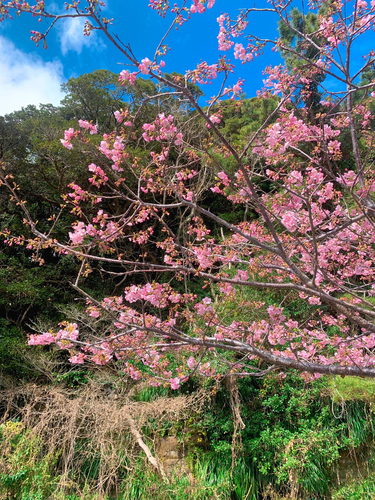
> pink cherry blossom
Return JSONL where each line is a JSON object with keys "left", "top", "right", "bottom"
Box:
{"left": 170, "top": 377, "right": 181, "bottom": 390}
{"left": 138, "top": 57, "right": 152, "bottom": 75}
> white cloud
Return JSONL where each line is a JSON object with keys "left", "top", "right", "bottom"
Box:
{"left": 0, "top": 35, "right": 64, "bottom": 115}
{"left": 57, "top": 17, "right": 102, "bottom": 55}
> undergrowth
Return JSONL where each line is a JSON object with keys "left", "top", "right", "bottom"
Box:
{"left": 1, "top": 372, "right": 375, "bottom": 499}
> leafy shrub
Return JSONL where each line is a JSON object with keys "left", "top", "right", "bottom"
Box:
{"left": 0, "top": 421, "right": 60, "bottom": 499}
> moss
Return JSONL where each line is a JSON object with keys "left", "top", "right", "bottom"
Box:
{"left": 329, "top": 376, "right": 375, "bottom": 403}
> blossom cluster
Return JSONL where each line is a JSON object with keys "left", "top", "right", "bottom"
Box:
{"left": 142, "top": 113, "right": 183, "bottom": 145}
{"left": 190, "top": 0, "right": 215, "bottom": 14}
{"left": 99, "top": 135, "right": 129, "bottom": 172}
{"left": 68, "top": 213, "right": 120, "bottom": 246}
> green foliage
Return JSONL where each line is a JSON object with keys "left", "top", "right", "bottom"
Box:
{"left": 0, "top": 421, "right": 60, "bottom": 500}
{"left": 60, "top": 69, "right": 128, "bottom": 129}
{"left": 53, "top": 370, "right": 91, "bottom": 388}
{"left": 333, "top": 473, "right": 375, "bottom": 500}
{"left": 0, "top": 114, "right": 29, "bottom": 162}
{"left": 219, "top": 96, "right": 280, "bottom": 148}
{"left": 187, "top": 372, "right": 375, "bottom": 499}
{"left": 278, "top": 8, "right": 324, "bottom": 113}
{"left": 278, "top": 8, "right": 320, "bottom": 68}
{"left": 331, "top": 376, "right": 375, "bottom": 402}
{"left": 131, "top": 384, "right": 171, "bottom": 402}
{"left": 0, "top": 320, "right": 33, "bottom": 379}
{"left": 119, "top": 454, "right": 257, "bottom": 500}
{"left": 120, "top": 464, "right": 192, "bottom": 500}
{"left": 0, "top": 245, "right": 80, "bottom": 381}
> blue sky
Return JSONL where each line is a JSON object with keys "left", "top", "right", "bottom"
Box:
{"left": 1, "top": 1, "right": 373, "bottom": 116}
{"left": 0, "top": 1, "right": 284, "bottom": 115}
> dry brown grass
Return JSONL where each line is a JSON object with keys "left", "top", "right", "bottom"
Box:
{"left": 0, "top": 378, "right": 208, "bottom": 498}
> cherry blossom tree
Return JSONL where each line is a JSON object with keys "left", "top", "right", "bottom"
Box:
{"left": 2, "top": 0, "right": 375, "bottom": 387}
